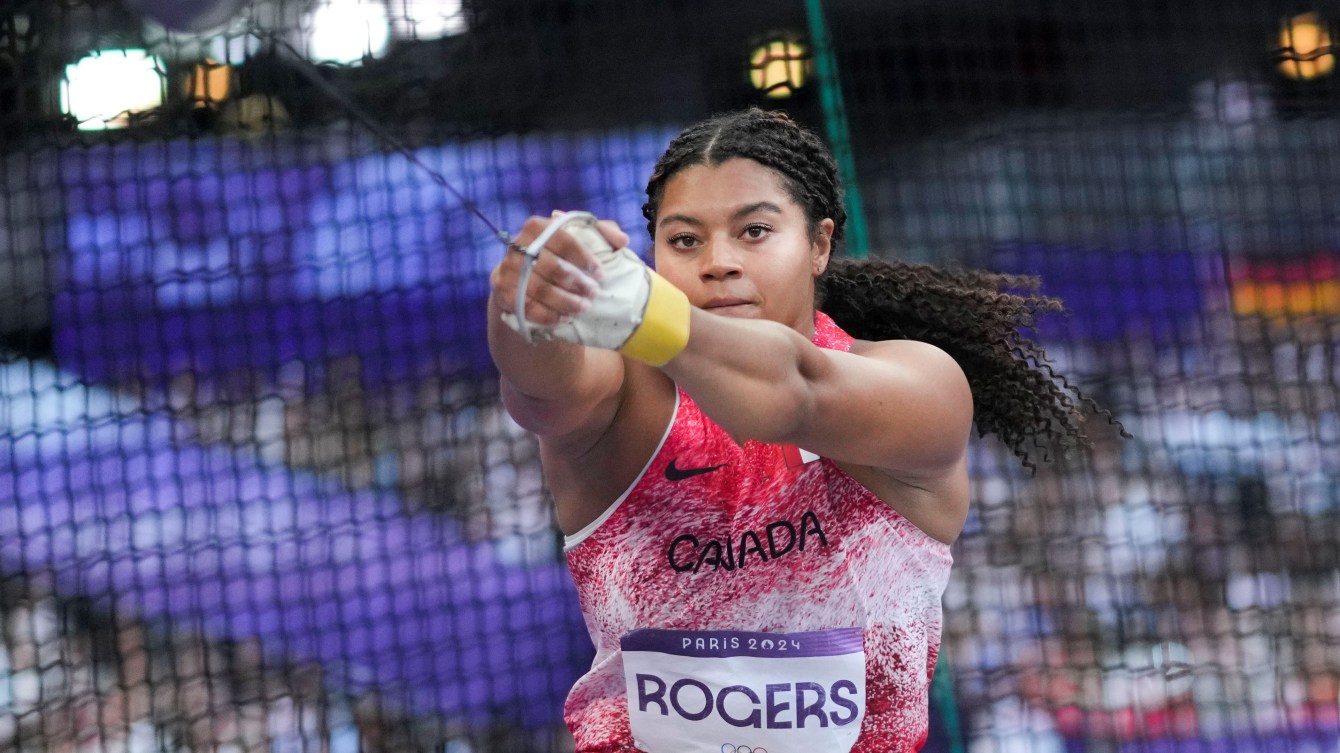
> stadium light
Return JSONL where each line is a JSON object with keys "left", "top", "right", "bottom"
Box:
{"left": 749, "top": 37, "right": 809, "bottom": 99}
{"left": 307, "top": 0, "right": 390, "bottom": 65}
{"left": 207, "top": 31, "right": 262, "bottom": 66}
{"left": 186, "top": 58, "right": 233, "bottom": 105}
{"left": 61, "top": 50, "right": 166, "bottom": 130}
{"left": 1278, "top": 12, "right": 1335, "bottom": 80}
{"left": 389, "top": 0, "right": 468, "bottom": 40}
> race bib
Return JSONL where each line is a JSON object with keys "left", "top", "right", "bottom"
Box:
{"left": 621, "top": 627, "right": 866, "bottom": 753}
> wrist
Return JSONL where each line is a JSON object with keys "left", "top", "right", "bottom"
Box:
{"left": 617, "top": 269, "right": 691, "bottom": 366}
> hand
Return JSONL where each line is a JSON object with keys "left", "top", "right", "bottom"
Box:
{"left": 489, "top": 212, "right": 624, "bottom": 329}
{"left": 492, "top": 211, "right": 691, "bottom": 366}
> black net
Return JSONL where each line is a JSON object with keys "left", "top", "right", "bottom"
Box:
{"left": 1, "top": 1, "right": 1338, "bottom": 752}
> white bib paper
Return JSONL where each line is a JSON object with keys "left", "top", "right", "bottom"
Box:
{"left": 621, "top": 627, "right": 866, "bottom": 753}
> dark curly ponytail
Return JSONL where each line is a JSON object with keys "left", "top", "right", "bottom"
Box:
{"left": 643, "top": 107, "right": 1121, "bottom": 471}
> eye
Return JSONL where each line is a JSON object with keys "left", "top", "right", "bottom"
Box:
{"left": 667, "top": 233, "right": 700, "bottom": 250}
{"left": 741, "top": 223, "right": 772, "bottom": 240}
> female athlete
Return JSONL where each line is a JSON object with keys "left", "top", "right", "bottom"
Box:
{"left": 487, "top": 107, "right": 1104, "bottom": 753}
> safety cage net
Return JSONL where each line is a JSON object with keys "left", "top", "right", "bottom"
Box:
{"left": 0, "top": 0, "right": 1337, "bottom": 751}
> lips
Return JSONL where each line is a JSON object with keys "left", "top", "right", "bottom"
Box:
{"left": 702, "top": 297, "right": 754, "bottom": 309}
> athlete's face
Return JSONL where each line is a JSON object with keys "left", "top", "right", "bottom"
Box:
{"left": 652, "top": 159, "right": 833, "bottom": 337}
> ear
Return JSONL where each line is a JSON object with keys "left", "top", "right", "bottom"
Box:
{"left": 812, "top": 218, "right": 835, "bottom": 276}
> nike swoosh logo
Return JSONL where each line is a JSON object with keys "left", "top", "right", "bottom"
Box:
{"left": 664, "top": 459, "right": 727, "bottom": 481}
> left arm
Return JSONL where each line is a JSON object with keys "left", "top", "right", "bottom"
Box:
{"left": 661, "top": 308, "right": 974, "bottom": 483}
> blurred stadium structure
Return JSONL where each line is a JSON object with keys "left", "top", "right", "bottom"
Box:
{"left": 1, "top": 1, "right": 1338, "bottom": 751}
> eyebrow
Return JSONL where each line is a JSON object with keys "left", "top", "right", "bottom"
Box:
{"left": 658, "top": 201, "right": 786, "bottom": 229}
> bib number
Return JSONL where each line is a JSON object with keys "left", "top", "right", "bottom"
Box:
{"left": 621, "top": 628, "right": 866, "bottom": 753}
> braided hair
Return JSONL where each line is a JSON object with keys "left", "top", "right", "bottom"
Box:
{"left": 642, "top": 107, "right": 1120, "bottom": 471}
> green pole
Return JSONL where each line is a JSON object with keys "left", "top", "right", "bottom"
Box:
{"left": 805, "top": 10, "right": 965, "bottom": 749}
{"left": 930, "top": 652, "right": 966, "bottom": 753}
{"left": 803, "top": 0, "right": 870, "bottom": 259}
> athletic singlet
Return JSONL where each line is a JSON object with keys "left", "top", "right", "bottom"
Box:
{"left": 562, "top": 312, "right": 954, "bottom": 753}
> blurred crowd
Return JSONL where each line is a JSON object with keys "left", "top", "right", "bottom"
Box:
{"left": 2, "top": 284, "right": 1336, "bottom": 753}
{"left": 0, "top": 581, "right": 573, "bottom": 753}
{"left": 948, "top": 307, "right": 1340, "bottom": 752}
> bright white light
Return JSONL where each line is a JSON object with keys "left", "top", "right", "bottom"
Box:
{"left": 61, "top": 50, "right": 166, "bottom": 130}
{"left": 207, "top": 31, "right": 262, "bottom": 65}
{"left": 390, "top": 0, "right": 467, "bottom": 40}
{"left": 307, "top": 0, "right": 390, "bottom": 65}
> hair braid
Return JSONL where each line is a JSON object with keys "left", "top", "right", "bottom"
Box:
{"left": 643, "top": 108, "right": 1121, "bottom": 471}
{"left": 644, "top": 109, "right": 846, "bottom": 250}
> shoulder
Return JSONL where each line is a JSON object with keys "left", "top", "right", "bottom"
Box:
{"left": 833, "top": 337, "right": 973, "bottom": 542}
{"left": 850, "top": 337, "right": 966, "bottom": 378}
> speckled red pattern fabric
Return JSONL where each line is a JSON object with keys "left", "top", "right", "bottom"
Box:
{"left": 562, "top": 312, "right": 954, "bottom": 753}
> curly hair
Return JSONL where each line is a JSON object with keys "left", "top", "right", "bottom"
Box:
{"left": 642, "top": 107, "right": 1121, "bottom": 471}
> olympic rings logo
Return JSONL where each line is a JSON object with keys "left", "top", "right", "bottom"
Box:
{"left": 720, "top": 745, "right": 767, "bottom": 753}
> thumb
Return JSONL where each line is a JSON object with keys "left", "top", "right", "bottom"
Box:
{"left": 595, "top": 219, "right": 631, "bottom": 251}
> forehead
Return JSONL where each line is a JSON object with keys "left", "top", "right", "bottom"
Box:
{"left": 660, "top": 158, "right": 798, "bottom": 213}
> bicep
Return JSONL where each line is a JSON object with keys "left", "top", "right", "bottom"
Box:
{"left": 785, "top": 340, "right": 973, "bottom": 480}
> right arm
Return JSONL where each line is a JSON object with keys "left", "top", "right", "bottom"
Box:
{"left": 486, "top": 216, "right": 630, "bottom": 442}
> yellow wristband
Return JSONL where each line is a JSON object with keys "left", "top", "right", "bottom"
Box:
{"left": 618, "top": 270, "right": 691, "bottom": 366}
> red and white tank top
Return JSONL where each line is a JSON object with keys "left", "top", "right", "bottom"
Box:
{"left": 562, "top": 312, "right": 954, "bottom": 753}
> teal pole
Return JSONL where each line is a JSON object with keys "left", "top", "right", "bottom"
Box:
{"left": 803, "top": 7, "right": 962, "bottom": 748}
{"left": 803, "top": 0, "right": 871, "bottom": 259}
{"left": 930, "top": 652, "right": 966, "bottom": 753}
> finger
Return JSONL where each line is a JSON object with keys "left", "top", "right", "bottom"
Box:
{"left": 490, "top": 262, "right": 521, "bottom": 311}
{"left": 524, "top": 268, "right": 593, "bottom": 318}
{"left": 493, "top": 270, "right": 580, "bottom": 328}
{"left": 595, "top": 219, "right": 630, "bottom": 250}
{"left": 495, "top": 241, "right": 600, "bottom": 301}
{"left": 531, "top": 251, "right": 600, "bottom": 300}
{"left": 511, "top": 215, "right": 553, "bottom": 253}
{"left": 489, "top": 251, "right": 528, "bottom": 303}
{"left": 514, "top": 263, "right": 587, "bottom": 326}
{"left": 495, "top": 253, "right": 594, "bottom": 320}
{"left": 519, "top": 215, "right": 604, "bottom": 280}
{"left": 521, "top": 294, "right": 576, "bottom": 327}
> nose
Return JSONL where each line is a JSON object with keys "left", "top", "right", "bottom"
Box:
{"left": 699, "top": 239, "right": 743, "bottom": 282}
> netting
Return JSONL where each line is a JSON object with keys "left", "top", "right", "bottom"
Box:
{"left": 1, "top": 0, "right": 1338, "bottom": 751}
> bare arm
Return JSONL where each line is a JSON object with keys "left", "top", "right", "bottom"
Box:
{"left": 488, "top": 296, "right": 627, "bottom": 439}
{"left": 487, "top": 217, "right": 629, "bottom": 441}
{"left": 661, "top": 308, "right": 974, "bottom": 482}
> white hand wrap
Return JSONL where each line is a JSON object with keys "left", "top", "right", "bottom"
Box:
{"left": 501, "top": 211, "right": 691, "bottom": 366}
